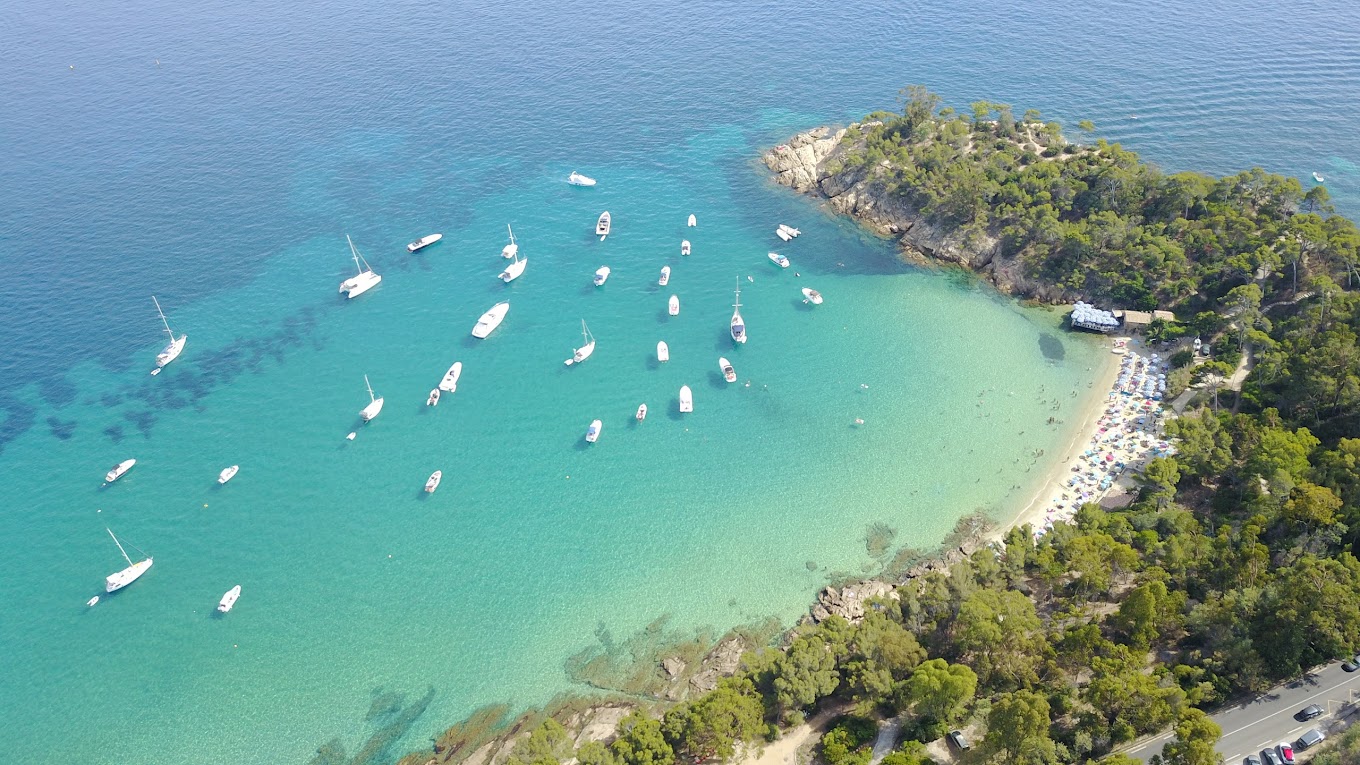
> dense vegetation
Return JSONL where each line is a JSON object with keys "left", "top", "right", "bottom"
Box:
{"left": 396, "top": 92, "right": 1360, "bottom": 765}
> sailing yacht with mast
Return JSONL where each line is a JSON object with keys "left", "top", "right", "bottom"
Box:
{"left": 565, "top": 320, "right": 596, "bottom": 366}
{"left": 150, "top": 296, "right": 186, "bottom": 375}
{"left": 501, "top": 225, "right": 519, "bottom": 259}
{"left": 730, "top": 280, "right": 747, "bottom": 344}
{"left": 104, "top": 528, "right": 153, "bottom": 593}
{"left": 359, "top": 375, "right": 384, "bottom": 421}
{"left": 338, "top": 235, "right": 382, "bottom": 299}
{"left": 500, "top": 249, "right": 527, "bottom": 282}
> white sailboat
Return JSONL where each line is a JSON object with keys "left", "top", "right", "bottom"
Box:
{"left": 596, "top": 211, "right": 611, "bottom": 241}
{"left": 217, "top": 465, "right": 239, "bottom": 484}
{"left": 585, "top": 419, "right": 603, "bottom": 443}
{"left": 801, "top": 287, "right": 824, "bottom": 305}
{"left": 681, "top": 240, "right": 691, "bottom": 256}
{"left": 636, "top": 403, "right": 648, "bottom": 421}
{"left": 501, "top": 225, "right": 519, "bottom": 259}
{"left": 500, "top": 250, "right": 527, "bottom": 282}
{"left": 104, "top": 528, "right": 152, "bottom": 593}
{"left": 359, "top": 375, "right": 384, "bottom": 422}
{"left": 338, "top": 235, "right": 382, "bottom": 299}
{"left": 719, "top": 357, "right": 736, "bottom": 383}
{"left": 425, "top": 470, "right": 442, "bottom": 493}
{"left": 657, "top": 341, "right": 670, "bottom": 362}
{"left": 687, "top": 214, "right": 697, "bottom": 227}
{"left": 438, "top": 361, "right": 463, "bottom": 393}
{"left": 104, "top": 458, "right": 136, "bottom": 484}
{"left": 565, "top": 320, "right": 596, "bottom": 366}
{"left": 678, "top": 385, "right": 693, "bottom": 413}
{"left": 768, "top": 252, "right": 790, "bottom": 268}
{"left": 731, "top": 281, "right": 747, "bottom": 344}
{"left": 217, "top": 585, "right": 241, "bottom": 613}
{"left": 472, "top": 302, "right": 510, "bottom": 338}
{"left": 568, "top": 171, "right": 597, "bottom": 186}
{"left": 407, "top": 233, "right": 443, "bottom": 253}
{"left": 594, "top": 266, "right": 611, "bottom": 286}
{"left": 668, "top": 295, "right": 680, "bottom": 316}
{"left": 150, "top": 296, "right": 186, "bottom": 375}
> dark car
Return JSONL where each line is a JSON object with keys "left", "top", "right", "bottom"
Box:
{"left": 1297, "top": 729, "right": 1326, "bottom": 749}
{"left": 1261, "top": 749, "right": 1283, "bottom": 765}
{"left": 1297, "top": 704, "right": 1325, "bottom": 721}
{"left": 1244, "top": 756, "right": 1262, "bottom": 765}
{"left": 947, "top": 730, "right": 971, "bottom": 751}
{"left": 1344, "top": 660, "right": 1359, "bottom": 672}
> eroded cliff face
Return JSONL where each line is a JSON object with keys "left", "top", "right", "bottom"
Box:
{"left": 763, "top": 124, "right": 1071, "bottom": 302}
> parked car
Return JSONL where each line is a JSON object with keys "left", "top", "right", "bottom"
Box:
{"left": 1344, "top": 659, "right": 1359, "bottom": 672}
{"left": 1261, "top": 748, "right": 1283, "bottom": 765}
{"left": 1277, "top": 741, "right": 1295, "bottom": 764}
{"left": 947, "top": 730, "right": 971, "bottom": 751}
{"left": 1244, "top": 756, "right": 1262, "bottom": 765}
{"left": 1297, "top": 704, "right": 1325, "bottom": 721}
{"left": 1297, "top": 729, "right": 1327, "bottom": 749}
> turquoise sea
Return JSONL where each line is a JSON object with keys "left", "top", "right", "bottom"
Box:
{"left": 1, "top": 0, "right": 1357, "bottom": 762}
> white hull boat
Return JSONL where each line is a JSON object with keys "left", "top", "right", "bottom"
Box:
{"left": 427, "top": 388, "right": 440, "bottom": 406}
{"left": 596, "top": 211, "right": 611, "bottom": 241}
{"left": 501, "top": 224, "right": 518, "bottom": 259}
{"left": 104, "top": 528, "right": 152, "bottom": 593}
{"left": 801, "top": 287, "right": 823, "bottom": 305}
{"left": 719, "top": 357, "right": 736, "bottom": 383}
{"left": 775, "top": 229, "right": 792, "bottom": 242}
{"left": 87, "top": 596, "right": 99, "bottom": 607}
{"left": 681, "top": 240, "right": 691, "bottom": 256}
{"left": 678, "top": 385, "right": 693, "bottom": 413}
{"left": 500, "top": 252, "right": 527, "bottom": 282}
{"left": 687, "top": 214, "right": 696, "bottom": 227}
{"left": 585, "top": 419, "right": 602, "bottom": 443}
{"left": 150, "top": 296, "right": 186, "bottom": 374}
{"left": 105, "top": 458, "right": 136, "bottom": 484}
{"left": 407, "top": 233, "right": 443, "bottom": 252}
{"left": 568, "top": 171, "right": 597, "bottom": 186}
{"left": 668, "top": 295, "right": 680, "bottom": 316}
{"left": 217, "top": 585, "right": 241, "bottom": 613}
{"left": 217, "top": 465, "right": 239, "bottom": 484}
{"left": 636, "top": 403, "right": 647, "bottom": 421}
{"left": 425, "top": 470, "right": 442, "bottom": 493}
{"left": 594, "top": 266, "right": 611, "bottom": 286}
{"left": 566, "top": 320, "right": 596, "bottom": 366}
{"left": 657, "top": 341, "right": 670, "bottom": 362}
{"left": 438, "top": 361, "right": 463, "bottom": 393}
{"left": 1313, "top": 172, "right": 1326, "bottom": 183}
{"left": 768, "top": 252, "right": 790, "bottom": 268}
{"left": 359, "top": 375, "right": 384, "bottom": 421}
{"left": 339, "top": 235, "right": 382, "bottom": 298}
{"left": 731, "top": 281, "right": 746, "bottom": 343}
{"left": 778, "top": 224, "right": 801, "bottom": 237}
{"left": 472, "top": 302, "right": 510, "bottom": 338}
{"left": 659, "top": 265, "right": 671, "bottom": 286}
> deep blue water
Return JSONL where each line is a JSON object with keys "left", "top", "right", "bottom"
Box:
{"left": 1, "top": 0, "right": 1357, "bottom": 762}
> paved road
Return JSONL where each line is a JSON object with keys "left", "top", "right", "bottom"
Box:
{"left": 1127, "top": 661, "right": 1360, "bottom": 764}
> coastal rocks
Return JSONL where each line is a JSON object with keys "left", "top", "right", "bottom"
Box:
{"left": 766, "top": 126, "right": 848, "bottom": 193}
{"left": 662, "top": 656, "right": 687, "bottom": 679}
{"left": 809, "top": 580, "right": 898, "bottom": 623}
{"left": 688, "top": 636, "right": 747, "bottom": 693}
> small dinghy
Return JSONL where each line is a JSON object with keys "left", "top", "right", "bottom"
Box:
{"left": 658, "top": 265, "right": 671, "bottom": 286}
{"left": 1313, "top": 172, "right": 1326, "bottom": 183}
{"left": 105, "top": 458, "right": 136, "bottom": 484}
{"left": 87, "top": 596, "right": 100, "bottom": 607}
{"left": 439, "top": 362, "right": 463, "bottom": 393}
{"left": 801, "top": 287, "right": 823, "bottom": 305}
{"left": 768, "top": 252, "right": 790, "bottom": 268}
{"left": 594, "top": 266, "right": 611, "bottom": 286}
{"left": 778, "top": 224, "right": 801, "bottom": 237}
{"left": 217, "top": 465, "right": 239, "bottom": 484}
{"left": 636, "top": 403, "right": 648, "bottom": 421}
{"left": 657, "top": 341, "right": 670, "bottom": 362}
{"left": 687, "top": 214, "right": 697, "bottom": 227}
{"left": 425, "top": 470, "right": 442, "bottom": 493}
{"left": 681, "top": 240, "right": 691, "bottom": 256}
{"left": 596, "top": 211, "right": 611, "bottom": 241}
{"left": 218, "top": 585, "right": 241, "bottom": 613}
{"left": 776, "top": 229, "right": 792, "bottom": 242}
{"left": 427, "top": 389, "right": 440, "bottom": 406}
{"left": 407, "top": 233, "right": 443, "bottom": 253}
{"left": 568, "top": 171, "right": 597, "bottom": 186}
{"left": 346, "top": 432, "right": 356, "bottom": 441}
{"left": 668, "top": 295, "right": 680, "bottom": 315}
{"left": 678, "top": 385, "right": 693, "bottom": 413}
{"left": 585, "top": 419, "right": 603, "bottom": 443}
{"left": 719, "top": 357, "right": 736, "bottom": 383}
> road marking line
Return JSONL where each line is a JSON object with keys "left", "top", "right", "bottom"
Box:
{"left": 1220, "top": 673, "right": 1360, "bottom": 739}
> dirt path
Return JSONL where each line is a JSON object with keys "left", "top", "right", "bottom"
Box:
{"left": 740, "top": 705, "right": 847, "bottom": 765}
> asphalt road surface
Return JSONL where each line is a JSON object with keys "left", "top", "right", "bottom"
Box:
{"left": 1128, "top": 661, "right": 1360, "bottom": 763}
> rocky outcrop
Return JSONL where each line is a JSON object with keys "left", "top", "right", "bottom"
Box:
{"left": 763, "top": 125, "right": 1070, "bottom": 301}
{"left": 809, "top": 580, "right": 899, "bottom": 623}
{"left": 688, "top": 636, "right": 747, "bottom": 694}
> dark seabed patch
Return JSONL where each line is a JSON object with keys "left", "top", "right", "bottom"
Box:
{"left": 46, "top": 417, "right": 77, "bottom": 440}
{"left": 1038, "top": 333, "right": 1066, "bottom": 362}
{"left": 0, "top": 396, "right": 37, "bottom": 457}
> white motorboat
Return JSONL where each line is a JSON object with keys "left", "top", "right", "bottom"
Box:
{"left": 768, "top": 252, "right": 790, "bottom": 268}
{"left": 104, "top": 458, "right": 136, "bottom": 484}
{"left": 585, "top": 419, "right": 603, "bottom": 443}
{"left": 568, "top": 171, "right": 597, "bottom": 187}
{"left": 668, "top": 295, "right": 680, "bottom": 315}
{"left": 1313, "top": 172, "right": 1326, "bottom": 183}
{"left": 217, "top": 465, "right": 239, "bottom": 484}
{"left": 566, "top": 320, "right": 596, "bottom": 366}
{"left": 425, "top": 470, "right": 442, "bottom": 493}
{"left": 594, "top": 266, "right": 611, "bottom": 286}
{"left": 407, "top": 233, "right": 443, "bottom": 253}
{"left": 339, "top": 235, "right": 382, "bottom": 299}
{"left": 472, "top": 302, "right": 510, "bottom": 338}
{"left": 719, "top": 357, "right": 736, "bottom": 383}
{"left": 150, "top": 296, "right": 186, "bottom": 375}
{"left": 359, "top": 375, "right": 384, "bottom": 422}
{"left": 681, "top": 240, "right": 691, "bottom": 256}
{"left": 427, "top": 388, "right": 440, "bottom": 406}
{"left": 217, "top": 585, "right": 241, "bottom": 613}
{"left": 801, "top": 287, "right": 824, "bottom": 305}
{"left": 636, "top": 403, "right": 647, "bottom": 421}
{"left": 731, "top": 281, "right": 747, "bottom": 344}
{"left": 659, "top": 265, "right": 671, "bottom": 286}
{"left": 438, "top": 361, "right": 463, "bottom": 393}
{"left": 678, "top": 385, "right": 693, "bottom": 413}
{"left": 501, "top": 224, "right": 519, "bottom": 259}
{"left": 500, "top": 250, "right": 527, "bottom": 282}
{"left": 596, "top": 211, "right": 611, "bottom": 241}
{"left": 104, "top": 528, "right": 152, "bottom": 593}
{"left": 775, "top": 229, "right": 792, "bottom": 242}
{"left": 778, "top": 224, "right": 801, "bottom": 237}
{"left": 687, "top": 214, "right": 697, "bottom": 227}
{"left": 657, "top": 341, "right": 670, "bottom": 362}
{"left": 87, "top": 596, "right": 99, "bottom": 607}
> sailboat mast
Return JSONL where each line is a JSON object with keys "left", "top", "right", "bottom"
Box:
{"left": 107, "top": 527, "right": 133, "bottom": 566}
{"left": 152, "top": 295, "right": 174, "bottom": 338}
{"left": 507, "top": 224, "right": 515, "bottom": 245}
{"left": 364, "top": 374, "right": 375, "bottom": 402}
{"left": 347, "top": 234, "right": 365, "bottom": 274}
